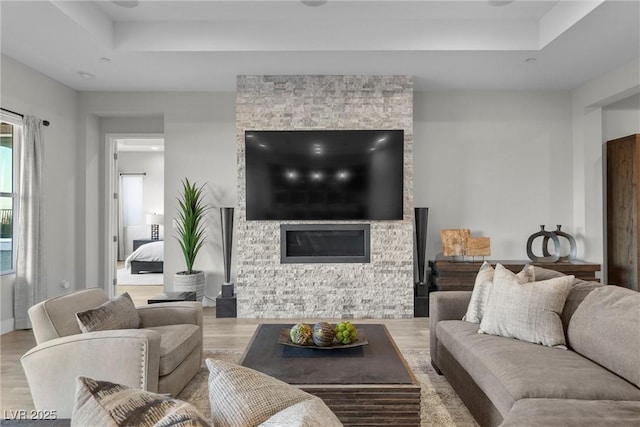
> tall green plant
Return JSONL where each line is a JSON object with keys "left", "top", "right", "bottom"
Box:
{"left": 176, "top": 178, "right": 208, "bottom": 275}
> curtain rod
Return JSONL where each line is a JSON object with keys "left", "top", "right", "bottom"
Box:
{"left": 1, "top": 107, "right": 50, "bottom": 127}
{"left": 119, "top": 172, "right": 147, "bottom": 176}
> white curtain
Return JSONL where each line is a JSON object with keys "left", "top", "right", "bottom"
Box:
{"left": 119, "top": 174, "right": 144, "bottom": 259}
{"left": 117, "top": 177, "right": 124, "bottom": 260}
{"left": 14, "top": 116, "right": 45, "bottom": 330}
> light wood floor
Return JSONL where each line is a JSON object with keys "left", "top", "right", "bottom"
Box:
{"left": 0, "top": 308, "right": 430, "bottom": 414}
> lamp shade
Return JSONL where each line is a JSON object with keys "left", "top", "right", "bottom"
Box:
{"left": 146, "top": 213, "right": 164, "bottom": 225}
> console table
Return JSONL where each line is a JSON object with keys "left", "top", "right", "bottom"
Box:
{"left": 429, "top": 260, "right": 601, "bottom": 291}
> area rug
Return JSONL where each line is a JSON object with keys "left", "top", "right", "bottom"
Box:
{"left": 116, "top": 268, "right": 163, "bottom": 285}
{"left": 177, "top": 349, "right": 478, "bottom": 427}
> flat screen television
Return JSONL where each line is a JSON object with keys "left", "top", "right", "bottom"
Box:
{"left": 245, "top": 129, "right": 404, "bottom": 220}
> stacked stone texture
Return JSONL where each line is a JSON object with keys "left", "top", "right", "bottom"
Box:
{"left": 236, "top": 75, "right": 414, "bottom": 318}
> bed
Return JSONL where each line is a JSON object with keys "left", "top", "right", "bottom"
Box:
{"left": 125, "top": 240, "right": 164, "bottom": 274}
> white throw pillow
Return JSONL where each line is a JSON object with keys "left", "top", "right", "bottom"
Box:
{"left": 463, "top": 262, "right": 535, "bottom": 323}
{"left": 206, "top": 359, "right": 342, "bottom": 427}
{"left": 479, "top": 264, "right": 573, "bottom": 348}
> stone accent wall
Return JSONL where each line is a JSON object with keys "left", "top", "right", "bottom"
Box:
{"left": 236, "top": 75, "right": 414, "bottom": 318}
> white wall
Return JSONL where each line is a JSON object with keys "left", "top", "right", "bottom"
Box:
{"left": 571, "top": 58, "right": 640, "bottom": 267}
{"left": 0, "top": 55, "right": 78, "bottom": 333}
{"left": 78, "top": 92, "right": 236, "bottom": 301}
{"left": 603, "top": 93, "right": 640, "bottom": 141}
{"left": 414, "top": 91, "right": 574, "bottom": 261}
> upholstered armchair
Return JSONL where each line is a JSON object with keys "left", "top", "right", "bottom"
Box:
{"left": 20, "top": 288, "right": 203, "bottom": 418}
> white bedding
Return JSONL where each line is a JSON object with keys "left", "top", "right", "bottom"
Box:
{"left": 125, "top": 241, "right": 164, "bottom": 269}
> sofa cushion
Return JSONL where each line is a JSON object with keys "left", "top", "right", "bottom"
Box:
{"left": 437, "top": 320, "right": 640, "bottom": 416}
{"left": 75, "top": 292, "right": 140, "bottom": 333}
{"left": 500, "top": 398, "right": 640, "bottom": 427}
{"left": 463, "top": 262, "right": 535, "bottom": 324}
{"left": 206, "top": 359, "right": 342, "bottom": 427}
{"left": 479, "top": 265, "right": 573, "bottom": 347}
{"left": 567, "top": 285, "right": 640, "bottom": 388}
{"left": 71, "top": 376, "right": 208, "bottom": 427}
{"left": 146, "top": 324, "right": 201, "bottom": 376}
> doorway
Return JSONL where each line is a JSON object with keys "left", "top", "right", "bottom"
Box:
{"left": 106, "top": 134, "right": 164, "bottom": 305}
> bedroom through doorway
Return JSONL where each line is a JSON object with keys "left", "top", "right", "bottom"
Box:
{"left": 108, "top": 135, "right": 165, "bottom": 306}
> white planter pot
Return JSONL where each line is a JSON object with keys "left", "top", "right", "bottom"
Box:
{"left": 174, "top": 270, "right": 205, "bottom": 302}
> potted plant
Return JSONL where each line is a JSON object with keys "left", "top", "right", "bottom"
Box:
{"left": 174, "top": 178, "right": 209, "bottom": 302}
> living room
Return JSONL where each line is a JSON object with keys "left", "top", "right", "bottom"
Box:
{"left": 1, "top": 1, "right": 639, "bottom": 426}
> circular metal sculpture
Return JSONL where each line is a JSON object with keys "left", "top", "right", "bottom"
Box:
{"left": 526, "top": 225, "right": 560, "bottom": 262}
{"left": 542, "top": 225, "right": 577, "bottom": 262}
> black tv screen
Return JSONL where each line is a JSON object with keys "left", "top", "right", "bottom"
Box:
{"left": 245, "top": 129, "right": 404, "bottom": 220}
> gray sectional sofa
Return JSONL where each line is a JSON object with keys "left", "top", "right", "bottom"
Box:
{"left": 430, "top": 266, "right": 640, "bottom": 427}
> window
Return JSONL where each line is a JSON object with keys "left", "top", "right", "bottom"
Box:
{"left": 0, "top": 113, "right": 22, "bottom": 275}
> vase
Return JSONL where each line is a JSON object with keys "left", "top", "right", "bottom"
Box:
{"left": 542, "top": 225, "right": 577, "bottom": 262}
{"left": 526, "top": 225, "right": 560, "bottom": 263}
{"left": 174, "top": 270, "right": 206, "bottom": 302}
{"left": 220, "top": 207, "right": 235, "bottom": 297}
{"left": 414, "top": 207, "right": 429, "bottom": 285}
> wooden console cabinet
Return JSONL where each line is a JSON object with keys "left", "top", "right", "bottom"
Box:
{"left": 429, "top": 260, "right": 601, "bottom": 291}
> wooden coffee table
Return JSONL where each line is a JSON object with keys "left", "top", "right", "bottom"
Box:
{"left": 239, "top": 324, "right": 420, "bottom": 426}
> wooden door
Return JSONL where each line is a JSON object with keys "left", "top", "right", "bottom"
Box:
{"left": 606, "top": 134, "right": 639, "bottom": 291}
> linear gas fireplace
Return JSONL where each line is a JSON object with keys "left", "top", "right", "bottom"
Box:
{"left": 280, "top": 224, "right": 371, "bottom": 264}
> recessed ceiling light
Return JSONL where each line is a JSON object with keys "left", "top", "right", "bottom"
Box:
{"left": 301, "top": 1, "right": 328, "bottom": 7}
{"left": 524, "top": 57, "right": 537, "bottom": 63}
{"left": 111, "top": 0, "right": 139, "bottom": 8}
{"left": 488, "top": 0, "right": 514, "bottom": 6}
{"left": 78, "top": 71, "right": 95, "bottom": 79}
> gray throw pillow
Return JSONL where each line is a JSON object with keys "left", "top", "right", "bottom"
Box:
{"left": 478, "top": 264, "right": 573, "bottom": 348}
{"left": 75, "top": 292, "right": 140, "bottom": 333}
{"left": 71, "top": 376, "right": 208, "bottom": 427}
{"left": 463, "top": 262, "right": 535, "bottom": 323}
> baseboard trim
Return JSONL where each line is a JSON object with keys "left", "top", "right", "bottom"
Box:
{"left": 1, "top": 317, "right": 14, "bottom": 335}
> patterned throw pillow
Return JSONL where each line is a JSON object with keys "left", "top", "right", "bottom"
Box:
{"left": 71, "top": 376, "right": 209, "bottom": 427}
{"left": 463, "top": 262, "right": 535, "bottom": 323}
{"left": 76, "top": 292, "right": 140, "bottom": 333}
{"left": 206, "top": 359, "right": 343, "bottom": 427}
{"left": 479, "top": 264, "right": 573, "bottom": 348}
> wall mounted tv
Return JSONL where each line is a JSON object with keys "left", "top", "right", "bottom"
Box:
{"left": 245, "top": 129, "right": 404, "bottom": 220}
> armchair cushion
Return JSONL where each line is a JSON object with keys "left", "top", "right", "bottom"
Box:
{"left": 75, "top": 292, "right": 140, "bottom": 333}
{"left": 147, "top": 324, "right": 201, "bottom": 376}
{"left": 71, "top": 376, "right": 208, "bottom": 427}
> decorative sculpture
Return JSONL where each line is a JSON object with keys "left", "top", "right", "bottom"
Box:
{"left": 440, "top": 229, "right": 491, "bottom": 260}
{"left": 542, "top": 225, "right": 577, "bottom": 262}
{"left": 414, "top": 208, "right": 429, "bottom": 285}
{"left": 526, "top": 225, "right": 560, "bottom": 262}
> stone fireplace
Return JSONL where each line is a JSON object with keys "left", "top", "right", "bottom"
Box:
{"left": 235, "top": 75, "right": 414, "bottom": 318}
{"left": 280, "top": 224, "right": 371, "bottom": 264}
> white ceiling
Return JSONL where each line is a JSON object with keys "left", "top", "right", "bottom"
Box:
{"left": 1, "top": 0, "right": 639, "bottom": 92}
{"left": 116, "top": 137, "right": 165, "bottom": 152}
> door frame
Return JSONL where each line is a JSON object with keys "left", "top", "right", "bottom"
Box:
{"left": 104, "top": 133, "right": 164, "bottom": 298}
